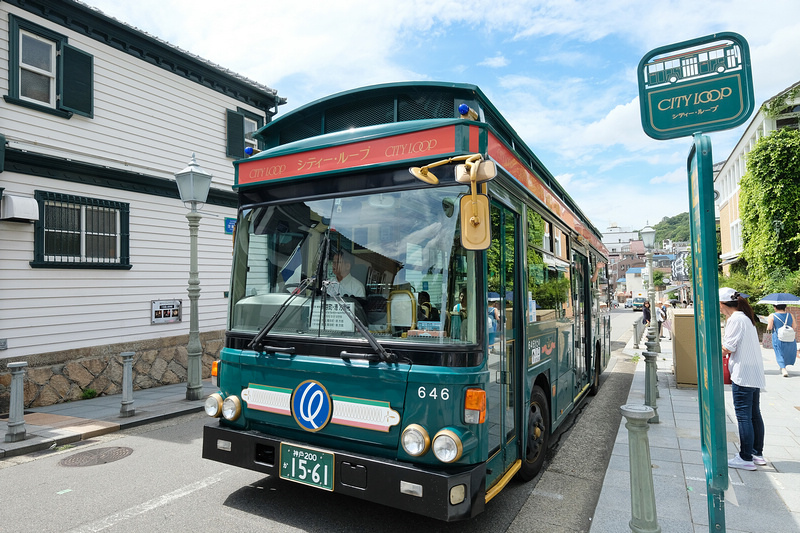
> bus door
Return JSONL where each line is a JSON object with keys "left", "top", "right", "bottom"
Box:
{"left": 572, "top": 249, "right": 592, "bottom": 391}
{"left": 486, "top": 202, "right": 519, "bottom": 477}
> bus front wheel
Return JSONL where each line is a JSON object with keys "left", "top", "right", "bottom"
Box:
{"left": 518, "top": 385, "right": 550, "bottom": 481}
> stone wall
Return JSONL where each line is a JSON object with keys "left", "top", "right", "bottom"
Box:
{"left": 0, "top": 331, "right": 224, "bottom": 414}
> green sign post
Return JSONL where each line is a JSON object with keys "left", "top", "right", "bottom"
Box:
{"left": 687, "top": 135, "right": 727, "bottom": 531}
{"left": 638, "top": 32, "right": 755, "bottom": 533}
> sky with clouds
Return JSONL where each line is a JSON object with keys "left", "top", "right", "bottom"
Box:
{"left": 83, "top": 0, "right": 800, "bottom": 235}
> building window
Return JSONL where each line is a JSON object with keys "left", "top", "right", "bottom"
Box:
{"left": 32, "top": 192, "right": 131, "bottom": 269}
{"left": 227, "top": 107, "right": 264, "bottom": 158}
{"left": 19, "top": 29, "right": 56, "bottom": 106}
{"left": 730, "top": 220, "right": 743, "bottom": 254}
{"left": 542, "top": 221, "right": 552, "bottom": 252}
{"left": 5, "top": 15, "right": 94, "bottom": 118}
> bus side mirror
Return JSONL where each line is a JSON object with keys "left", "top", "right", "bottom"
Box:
{"left": 458, "top": 159, "right": 495, "bottom": 250}
{"left": 460, "top": 194, "right": 491, "bottom": 250}
{"left": 455, "top": 161, "right": 496, "bottom": 184}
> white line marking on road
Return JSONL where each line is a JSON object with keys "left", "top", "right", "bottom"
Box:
{"left": 67, "top": 470, "right": 229, "bottom": 533}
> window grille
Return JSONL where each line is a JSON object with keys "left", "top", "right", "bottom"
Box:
{"left": 32, "top": 191, "right": 130, "bottom": 269}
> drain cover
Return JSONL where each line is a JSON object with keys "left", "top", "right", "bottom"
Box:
{"left": 60, "top": 447, "right": 133, "bottom": 467}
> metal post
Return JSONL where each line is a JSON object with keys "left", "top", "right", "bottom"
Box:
{"left": 5, "top": 362, "right": 28, "bottom": 443}
{"left": 645, "top": 250, "right": 661, "bottom": 403}
{"left": 646, "top": 250, "right": 661, "bottom": 354}
{"left": 185, "top": 208, "right": 203, "bottom": 400}
{"left": 120, "top": 352, "right": 135, "bottom": 417}
{"left": 643, "top": 307, "right": 660, "bottom": 423}
{"left": 621, "top": 404, "right": 660, "bottom": 533}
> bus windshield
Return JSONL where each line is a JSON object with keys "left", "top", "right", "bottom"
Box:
{"left": 229, "top": 186, "right": 478, "bottom": 345}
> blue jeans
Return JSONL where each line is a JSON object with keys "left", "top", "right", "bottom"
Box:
{"left": 731, "top": 383, "right": 764, "bottom": 461}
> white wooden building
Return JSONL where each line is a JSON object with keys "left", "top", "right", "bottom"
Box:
{"left": 0, "top": 0, "right": 285, "bottom": 408}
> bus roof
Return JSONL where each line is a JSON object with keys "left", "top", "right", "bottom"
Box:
{"left": 238, "top": 81, "right": 606, "bottom": 251}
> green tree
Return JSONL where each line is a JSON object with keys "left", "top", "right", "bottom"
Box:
{"left": 653, "top": 212, "right": 690, "bottom": 243}
{"left": 652, "top": 270, "right": 665, "bottom": 288}
{"left": 739, "top": 128, "right": 800, "bottom": 282}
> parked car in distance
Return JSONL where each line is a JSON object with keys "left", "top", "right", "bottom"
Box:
{"left": 624, "top": 300, "right": 633, "bottom": 308}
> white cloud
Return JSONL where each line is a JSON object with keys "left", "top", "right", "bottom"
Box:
{"left": 479, "top": 55, "right": 509, "bottom": 68}
{"left": 650, "top": 168, "right": 685, "bottom": 185}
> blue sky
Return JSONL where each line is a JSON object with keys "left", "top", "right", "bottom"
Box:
{"left": 84, "top": 0, "right": 800, "bottom": 235}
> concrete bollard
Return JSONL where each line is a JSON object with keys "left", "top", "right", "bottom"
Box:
{"left": 5, "top": 362, "right": 28, "bottom": 443}
{"left": 621, "top": 404, "right": 660, "bottom": 533}
{"left": 119, "top": 352, "right": 135, "bottom": 418}
{"left": 643, "top": 330, "right": 660, "bottom": 423}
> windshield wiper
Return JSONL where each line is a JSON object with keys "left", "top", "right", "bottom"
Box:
{"left": 322, "top": 280, "right": 396, "bottom": 364}
{"left": 247, "top": 276, "right": 315, "bottom": 352}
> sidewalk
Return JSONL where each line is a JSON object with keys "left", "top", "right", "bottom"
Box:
{"left": 0, "top": 380, "right": 217, "bottom": 459}
{"left": 591, "top": 333, "right": 800, "bottom": 532}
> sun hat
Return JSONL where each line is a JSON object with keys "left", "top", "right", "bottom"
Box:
{"left": 719, "top": 287, "right": 749, "bottom": 302}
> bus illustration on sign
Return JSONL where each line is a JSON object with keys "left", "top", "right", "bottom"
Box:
{"left": 645, "top": 43, "right": 742, "bottom": 88}
{"left": 638, "top": 32, "right": 754, "bottom": 140}
{"left": 202, "top": 82, "right": 611, "bottom": 521}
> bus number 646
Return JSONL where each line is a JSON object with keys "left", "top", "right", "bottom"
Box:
{"left": 418, "top": 387, "right": 449, "bottom": 400}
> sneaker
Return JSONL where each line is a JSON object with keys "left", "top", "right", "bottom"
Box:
{"left": 752, "top": 455, "right": 767, "bottom": 466}
{"left": 782, "top": 368, "right": 789, "bottom": 377}
{"left": 728, "top": 454, "right": 757, "bottom": 471}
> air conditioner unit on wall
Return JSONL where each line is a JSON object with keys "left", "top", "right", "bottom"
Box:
{"left": 0, "top": 194, "right": 40, "bottom": 222}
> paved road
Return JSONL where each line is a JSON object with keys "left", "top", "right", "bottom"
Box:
{"left": 0, "top": 311, "right": 636, "bottom": 532}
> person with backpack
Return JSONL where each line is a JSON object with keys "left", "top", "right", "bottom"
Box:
{"left": 767, "top": 304, "right": 797, "bottom": 377}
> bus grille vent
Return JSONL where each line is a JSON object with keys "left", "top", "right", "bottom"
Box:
{"left": 326, "top": 96, "right": 394, "bottom": 134}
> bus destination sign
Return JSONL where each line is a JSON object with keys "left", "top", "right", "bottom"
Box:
{"left": 638, "top": 32, "right": 754, "bottom": 140}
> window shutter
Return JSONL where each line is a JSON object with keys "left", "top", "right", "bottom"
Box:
{"left": 61, "top": 44, "right": 93, "bottom": 117}
{"left": 226, "top": 109, "right": 245, "bottom": 158}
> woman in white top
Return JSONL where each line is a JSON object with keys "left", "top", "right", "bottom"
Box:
{"left": 719, "top": 287, "right": 767, "bottom": 471}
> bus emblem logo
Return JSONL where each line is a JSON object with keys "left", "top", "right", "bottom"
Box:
{"left": 292, "top": 380, "right": 332, "bottom": 432}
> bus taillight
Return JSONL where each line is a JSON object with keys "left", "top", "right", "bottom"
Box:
{"left": 464, "top": 388, "right": 486, "bottom": 424}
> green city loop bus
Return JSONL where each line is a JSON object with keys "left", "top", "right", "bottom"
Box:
{"left": 202, "top": 82, "right": 611, "bottom": 521}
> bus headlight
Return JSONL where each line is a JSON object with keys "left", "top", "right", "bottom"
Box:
{"left": 204, "top": 393, "right": 223, "bottom": 418}
{"left": 222, "top": 395, "right": 242, "bottom": 421}
{"left": 401, "top": 424, "right": 430, "bottom": 456}
{"left": 432, "top": 429, "right": 463, "bottom": 463}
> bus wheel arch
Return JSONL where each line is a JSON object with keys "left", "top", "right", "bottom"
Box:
{"left": 517, "top": 382, "right": 550, "bottom": 481}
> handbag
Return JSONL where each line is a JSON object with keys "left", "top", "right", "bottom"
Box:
{"left": 722, "top": 354, "right": 732, "bottom": 385}
{"left": 777, "top": 314, "right": 796, "bottom": 342}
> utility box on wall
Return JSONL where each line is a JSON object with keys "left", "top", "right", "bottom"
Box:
{"left": 0, "top": 194, "right": 40, "bottom": 222}
{"left": 673, "top": 309, "right": 697, "bottom": 388}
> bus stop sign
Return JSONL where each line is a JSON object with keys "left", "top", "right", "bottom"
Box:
{"left": 638, "top": 32, "right": 754, "bottom": 140}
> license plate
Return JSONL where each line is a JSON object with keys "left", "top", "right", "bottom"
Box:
{"left": 279, "top": 443, "right": 334, "bottom": 491}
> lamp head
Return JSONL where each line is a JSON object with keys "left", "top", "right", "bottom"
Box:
{"left": 175, "top": 153, "right": 212, "bottom": 210}
{"left": 641, "top": 224, "right": 656, "bottom": 249}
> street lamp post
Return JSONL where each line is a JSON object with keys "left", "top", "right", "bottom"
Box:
{"left": 641, "top": 224, "right": 659, "bottom": 423}
{"left": 175, "top": 154, "right": 212, "bottom": 401}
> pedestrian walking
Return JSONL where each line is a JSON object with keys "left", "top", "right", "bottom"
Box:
{"left": 719, "top": 287, "right": 767, "bottom": 471}
{"left": 766, "top": 304, "right": 797, "bottom": 377}
{"left": 642, "top": 300, "right": 651, "bottom": 326}
{"left": 656, "top": 302, "right": 666, "bottom": 338}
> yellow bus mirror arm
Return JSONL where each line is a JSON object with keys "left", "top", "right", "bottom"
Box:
{"left": 409, "top": 154, "right": 481, "bottom": 185}
{"left": 467, "top": 158, "right": 481, "bottom": 226}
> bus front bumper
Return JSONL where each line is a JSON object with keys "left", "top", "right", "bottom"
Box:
{"left": 203, "top": 421, "right": 485, "bottom": 521}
